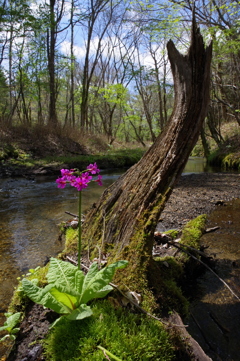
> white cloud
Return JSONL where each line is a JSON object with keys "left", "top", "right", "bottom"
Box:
{"left": 60, "top": 40, "right": 86, "bottom": 58}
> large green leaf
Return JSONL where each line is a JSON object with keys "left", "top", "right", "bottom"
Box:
{"left": 49, "top": 287, "right": 78, "bottom": 311}
{"left": 0, "top": 312, "right": 21, "bottom": 333}
{"left": 81, "top": 262, "right": 99, "bottom": 291}
{"left": 47, "top": 258, "right": 83, "bottom": 293}
{"left": 80, "top": 260, "right": 128, "bottom": 304}
{"left": 91, "top": 285, "right": 113, "bottom": 300}
{"left": 75, "top": 268, "right": 85, "bottom": 294}
{"left": 22, "top": 278, "right": 69, "bottom": 314}
{"left": 66, "top": 304, "right": 93, "bottom": 321}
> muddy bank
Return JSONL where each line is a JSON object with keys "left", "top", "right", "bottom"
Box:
{"left": 158, "top": 172, "right": 239, "bottom": 231}
{"left": 4, "top": 172, "right": 240, "bottom": 360}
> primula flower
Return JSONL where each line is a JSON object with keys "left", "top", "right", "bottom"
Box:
{"left": 56, "top": 164, "right": 101, "bottom": 191}
{"left": 56, "top": 163, "right": 101, "bottom": 270}
{"left": 69, "top": 175, "right": 77, "bottom": 186}
{"left": 56, "top": 177, "right": 67, "bottom": 189}
{"left": 81, "top": 172, "right": 92, "bottom": 183}
{"left": 60, "top": 169, "right": 74, "bottom": 178}
{"left": 95, "top": 174, "right": 103, "bottom": 186}
{"left": 73, "top": 176, "right": 89, "bottom": 191}
{"left": 87, "top": 162, "right": 100, "bottom": 175}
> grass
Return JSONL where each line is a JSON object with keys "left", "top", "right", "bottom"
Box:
{"left": 1, "top": 148, "right": 145, "bottom": 173}
{"left": 42, "top": 148, "right": 145, "bottom": 168}
{"left": 43, "top": 300, "right": 174, "bottom": 361}
{"left": 0, "top": 124, "right": 146, "bottom": 173}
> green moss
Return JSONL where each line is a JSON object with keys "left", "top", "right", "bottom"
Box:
{"left": 8, "top": 265, "right": 48, "bottom": 314}
{"left": 162, "top": 279, "right": 189, "bottom": 316}
{"left": 164, "top": 229, "right": 179, "bottom": 239}
{"left": 222, "top": 153, "right": 240, "bottom": 169}
{"left": 207, "top": 135, "right": 240, "bottom": 170}
{"left": 149, "top": 215, "right": 208, "bottom": 316}
{"left": 58, "top": 227, "right": 78, "bottom": 259}
{"left": 151, "top": 257, "right": 189, "bottom": 316}
{"left": 180, "top": 214, "right": 207, "bottom": 249}
{"left": 65, "top": 228, "right": 78, "bottom": 251}
{"left": 105, "top": 190, "right": 173, "bottom": 313}
{"left": 155, "top": 256, "right": 183, "bottom": 280}
{"left": 43, "top": 300, "right": 174, "bottom": 361}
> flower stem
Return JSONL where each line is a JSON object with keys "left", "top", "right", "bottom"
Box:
{"left": 78, "top": 191, "right": 82, "bottom": 270}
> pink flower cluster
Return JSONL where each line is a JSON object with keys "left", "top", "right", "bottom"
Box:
{"left": 56, "top": 163, "right": 102, "bottom": 191}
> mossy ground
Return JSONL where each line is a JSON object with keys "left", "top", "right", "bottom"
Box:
{"left": 43, "top": 300, "right": 174, "bottom": 361}
{"left": 8, "top": 265, "right": 49, "bottom": 315}
{"left": 180, "top": 215, "right": 207, "bottom": 249}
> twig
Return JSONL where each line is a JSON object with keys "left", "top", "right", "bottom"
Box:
{"left": 109, "top": 282, "right": 187, "bottom": 328}
{"left": 205, "top": 226, "right": 220, "bottom": 233}
{"left": 169, "top": 240, "right": 210, "bottom": 258}
{"left": 171, "top": 242, "right": 240, "bottom": 301}
{"left": 65, "top": 211, "right": 78, "bottom": 218}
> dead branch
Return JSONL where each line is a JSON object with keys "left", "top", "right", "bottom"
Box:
{"left": 171, "top": 242, "right": 240, "bottom": 301}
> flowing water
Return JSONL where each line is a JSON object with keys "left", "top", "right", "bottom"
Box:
{"left": 0, "top": 169, "right": 124, "bottom": 313}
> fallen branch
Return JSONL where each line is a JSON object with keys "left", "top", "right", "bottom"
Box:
{"left": 169, "top": 240, "right": 210, "bottom": 259}
{"left": 65, "top": 211, "right": 78, "bottom": 218}
{"left": 170, "top": 242, "right": 240, "bottom": 301}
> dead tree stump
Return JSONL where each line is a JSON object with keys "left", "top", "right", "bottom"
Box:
{"left": 82, "top": 19, "right": 212, "bottom": 304}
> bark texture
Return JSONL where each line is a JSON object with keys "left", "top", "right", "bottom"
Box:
{"left": 82, "top": 20, "right": 212, "bottom": 290}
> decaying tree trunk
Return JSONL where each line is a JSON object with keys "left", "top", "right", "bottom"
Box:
{"left": 82, "top": 20, "right": 212, "bottom": 297}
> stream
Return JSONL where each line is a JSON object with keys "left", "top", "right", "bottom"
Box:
{"left": 0, "top": 157, "right": 239, "bottom": 359}
{"left": 186, "top": 198, "right": 240, "bottom": 361}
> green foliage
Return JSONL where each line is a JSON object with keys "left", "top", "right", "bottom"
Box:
{"left": 4, "top": 148, "right": 145, "bottom": 171}
{"left": 97, "top": 84, "right": 129, "bottom": 108}
{"left": 22, "top": 258, "right": 128, "bottom": 326}
{"left": 208, "top": 149, "right": 240, "bottom": 170}
{"left": 0, "top": 312, "right": 22, "bottom": 342}
{"left": 43, "top": 300, "right": 174, "bottom": 361}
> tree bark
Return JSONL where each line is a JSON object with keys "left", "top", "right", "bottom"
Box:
{"left": 82, "top": 19, "right": 212, "bottom": 296}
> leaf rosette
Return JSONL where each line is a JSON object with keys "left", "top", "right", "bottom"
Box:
{"left": 22, "top": 258, "right": 128, "bottom": 326}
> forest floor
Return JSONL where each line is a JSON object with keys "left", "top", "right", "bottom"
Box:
{"left": 0, "top": 122, "right": 240, "bottom": 177}
{"left": 5, "top": 171, "right": 240, "bottom": 361}
{"left": 0, "top": 125, "right": 145, "bottom": 178}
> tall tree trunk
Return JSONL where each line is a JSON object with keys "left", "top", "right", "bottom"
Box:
{"left": 82, "top": 20, "right": 212, "bottom": 299}
{"left": 47, "top": 0, "right": 58, "bottom": 125}
{"left": 70, "top": 0, "right": 75, "bottom": 128}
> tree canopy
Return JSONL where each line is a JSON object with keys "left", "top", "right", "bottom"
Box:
{"left": 0, "top": 0, "right": 239, "bottom": 145}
